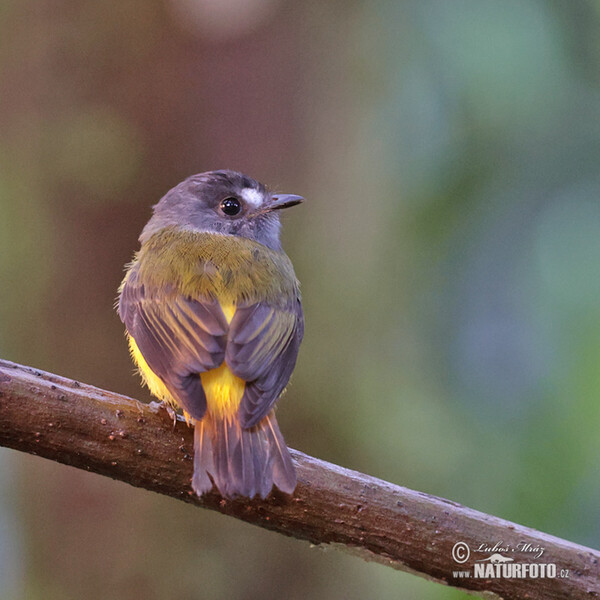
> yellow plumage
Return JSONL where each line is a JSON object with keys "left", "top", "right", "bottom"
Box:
{"left": 128, "top": 335, "right": 174, "bottom": 405}
{"left": 200, "top": 363, "right": 245, "bottom": 420}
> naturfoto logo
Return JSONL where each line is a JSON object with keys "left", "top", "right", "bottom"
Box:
{"left": 450, "top": 541, "right": 569, "bottom": 581}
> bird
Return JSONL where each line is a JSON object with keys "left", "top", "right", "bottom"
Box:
{"left": 118, "top": 170, "right": 304, "bottom": 499}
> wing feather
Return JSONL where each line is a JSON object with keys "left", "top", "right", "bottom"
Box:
{"left": 119, "top": 268, "right": 228, "bottom": 419}
{"left": 227, "top": 297, "right": 303, "bottom": 428}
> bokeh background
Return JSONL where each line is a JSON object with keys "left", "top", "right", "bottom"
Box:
{"left": 1, "top": 0, "right": 600, "bottom": 598}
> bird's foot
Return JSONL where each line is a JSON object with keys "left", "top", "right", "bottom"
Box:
{"left": 154, "top": 401, "right": 179, "bottom": 429}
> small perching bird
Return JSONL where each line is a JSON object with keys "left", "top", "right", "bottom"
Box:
{"left": 118, "top": 170, "right": 304, "bottom": 499}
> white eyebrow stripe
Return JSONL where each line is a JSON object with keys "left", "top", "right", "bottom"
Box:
{"left": 241, "top": 188, "right": 263, "bottom": 207}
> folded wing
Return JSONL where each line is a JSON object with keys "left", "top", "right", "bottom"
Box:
{"left": 118, "top": 269, "right": 229, "bottom": 419}
{"left": 226, "top": 297, "right": 304, "bottom": 428}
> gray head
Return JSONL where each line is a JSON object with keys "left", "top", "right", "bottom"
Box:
{"left": 140, "top": 170, "right": 303, "bottom": 251}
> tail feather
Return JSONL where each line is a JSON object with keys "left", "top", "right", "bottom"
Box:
{"left": 191, "top": 420, "right": 214, "bottom": 496}
{"left": 263, "top": 415, "right": 296, "bottom": 494}
{"left": 192, "top": 412, "right": 296, "bottom": 499}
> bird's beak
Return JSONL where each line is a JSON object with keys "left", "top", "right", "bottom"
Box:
{"left": 266, "top": 194, "right": 304, "bottom": 212}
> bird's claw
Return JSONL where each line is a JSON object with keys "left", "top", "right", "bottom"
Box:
{"left": 158, "top": 401, "right": 178, "bottom": 429}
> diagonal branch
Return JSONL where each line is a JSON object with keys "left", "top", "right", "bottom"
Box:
{"left": 0, "top": 359, "right": 597, "bottom": 599}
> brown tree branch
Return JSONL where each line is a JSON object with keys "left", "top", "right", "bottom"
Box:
{"left": 0, "top": 359, "right": 597, "bottom": 598}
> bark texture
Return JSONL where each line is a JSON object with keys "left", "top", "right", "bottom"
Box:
{"left": 0, "top": 359, "right": 598, "bottom": 599}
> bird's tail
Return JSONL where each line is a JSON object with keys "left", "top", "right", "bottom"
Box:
{"left": 192, "top": 411, "right": 296, "bottom": 499}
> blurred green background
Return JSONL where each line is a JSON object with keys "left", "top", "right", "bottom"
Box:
{"left": 1, "top": 0, "right": 599, "bottom": 598}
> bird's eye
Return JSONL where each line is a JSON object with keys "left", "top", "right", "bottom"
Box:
{"left": 220, "top": 197, "right": 242, "bottom": 216}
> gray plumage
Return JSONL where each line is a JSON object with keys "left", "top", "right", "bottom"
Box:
{"left": 140, "top": 170, "right": 285, "bottom": 250}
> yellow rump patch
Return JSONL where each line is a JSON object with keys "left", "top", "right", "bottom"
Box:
{"left": 220, "top": 302, "right": 236, "bottom": 324}
{"left": 201, "top": 363, "right": 245, "bottom": 419}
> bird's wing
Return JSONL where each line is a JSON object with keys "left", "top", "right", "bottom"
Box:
{"left": 226, "top": 297, "right": 304, "bottom": 428}
{"left": 118, "top": 269, "right": 228, "bottom": 420}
